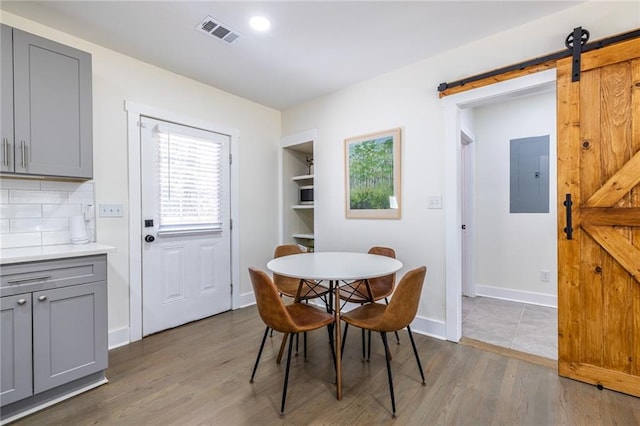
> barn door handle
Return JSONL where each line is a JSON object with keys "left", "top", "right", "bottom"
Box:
{"left": 563, "top": 193, "right": 573, "bottom": 240}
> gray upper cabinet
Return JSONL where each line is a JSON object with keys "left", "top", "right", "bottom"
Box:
{"left": 1, "top": 25, "right": 14, "bottom": 173}
{"left": 1, "top": 25, "right": 93, "bottom": 179}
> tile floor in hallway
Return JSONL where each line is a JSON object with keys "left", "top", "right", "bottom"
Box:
{"left": 462, "top": 296, "right": 558, "bottom": 360}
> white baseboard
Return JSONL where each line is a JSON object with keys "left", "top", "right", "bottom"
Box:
{"left": 234, "top": 295, "right": 446, "bottom": 340}
{"left": 108, "top": 326, "right": 130, "bottom": 350}
{"left": 108, "top": 298, "right": 448, "bottom": 351}
{"left": 411, "top": 315, "right": 446, "bottom": 340}
{"left": 476, "top": 284, "right": 557, "bottom": 308}
{"left": 0, "top": 378, "right": 108, "bottom": 425}
{"left": 237, "top": 291, "right": 256, "bottom": 309}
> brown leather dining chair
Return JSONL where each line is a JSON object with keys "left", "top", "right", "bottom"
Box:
{"left": 273, "top": 244, "right": 329, "bottom": 303}
{"left": 248, "top": 267, "right": 336, "bottom": 418}
{"left": 339, "top": 246, "right": 396, "bottom": 303}
{"left": 273, "top": 244, "right": 330, "bottom": 363}
{"left": 339, "top": 246, "right": 399, "bottom": 359}
{"left": 341, "top": 266, "right": 427, "bottom": 418}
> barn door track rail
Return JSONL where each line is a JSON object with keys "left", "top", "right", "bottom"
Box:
{"left": 438, "top": 26, "right": 640, "bottom": 93}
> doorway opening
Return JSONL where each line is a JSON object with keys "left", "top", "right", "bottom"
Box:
{"left": 443, "top": 69, "right": 557, "bottom": 355}
{"left": 460, "top": 89, "right": 558, "bottom": 360}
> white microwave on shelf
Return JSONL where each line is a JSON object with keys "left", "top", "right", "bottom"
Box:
{"left": 299, "top": 185, "right": 314, "bottom": 205}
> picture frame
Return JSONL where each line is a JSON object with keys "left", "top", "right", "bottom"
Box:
{"left": 345, "top": 128, "right": 401, "bottom": 219}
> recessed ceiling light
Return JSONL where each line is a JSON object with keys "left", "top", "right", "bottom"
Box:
{"left": 249, "top": 16, "right": 271, "bottom": 32}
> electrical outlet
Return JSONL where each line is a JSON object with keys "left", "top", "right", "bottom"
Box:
{"left": 428, "top": 195, "right": 442, "bottom": 209}
{"left": 99, "top": 203, "right": 124, "bottom": 217}
{"left": 540, "top": 270, "right": 551, "bottom": 282}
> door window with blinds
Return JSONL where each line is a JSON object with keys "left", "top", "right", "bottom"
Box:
{"left": 152, "top": 124, "right": 226, "bottom": 235}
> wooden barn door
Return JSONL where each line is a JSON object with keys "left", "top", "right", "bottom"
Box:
{"left": 557, "top": 37, "right": 640, "bottom": 396}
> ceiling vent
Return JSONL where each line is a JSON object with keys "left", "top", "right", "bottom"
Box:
{"left": 196, "top": 16, "right": 240, "bottom": 45}
{"left": 196, "top": 16, "right": 240, "bottom": 44}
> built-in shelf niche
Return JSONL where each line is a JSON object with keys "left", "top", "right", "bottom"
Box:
{"left": 282, "top": 130, "right": 315, "bottom": 251}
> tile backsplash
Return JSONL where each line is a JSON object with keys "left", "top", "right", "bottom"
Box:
{"left": 0, "top": 178, "right": 96, "bottom": 249}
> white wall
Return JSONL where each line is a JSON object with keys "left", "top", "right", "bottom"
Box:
{"left": 474, "top": 91, "right": 557, "bottom": 304}
{"left": 282, "top": 1, "right": 639, "bottom": 333}
{"left": 1, "top": 12, "right": 282, "bottom": 339}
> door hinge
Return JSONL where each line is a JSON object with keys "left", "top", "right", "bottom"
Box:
{"left": 565, "top": 26, "right": 590, "bottom": 82}
{"left": 229, "top": 153, "right": 232, "bottom": 165}
{"left": 230, "top": 218, "right": 233, "bottom": 230}
{"left": 230, "top": 283, "right": 233, "bottom": 295}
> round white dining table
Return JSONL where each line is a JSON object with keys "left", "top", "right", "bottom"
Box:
{"left": 267, "top": 251, "right": 402, "bottom": 281}
{"left": 266, "top": 251, "right": 403, "bottom": 401}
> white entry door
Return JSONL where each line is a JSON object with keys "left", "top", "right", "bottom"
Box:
{"left": 140, "top": 116, "right": 231, "bottom": 336}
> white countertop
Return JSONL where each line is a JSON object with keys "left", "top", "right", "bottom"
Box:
{"left": 0, "top": 243, "right": 117, "bottom": 265}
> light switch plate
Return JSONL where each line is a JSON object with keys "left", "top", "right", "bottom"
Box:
{"left": 541, "top": 270, "right": 551, "bottom": 282}
{"left": 428, "top": 195, "right": 442, "bottom": 209}
{"left": 99, "top": 203, "right": 124, "bottom": 217}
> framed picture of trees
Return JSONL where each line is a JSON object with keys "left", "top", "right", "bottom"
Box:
{"left": 345, "top": 128, "right": 401, "bottom": 219}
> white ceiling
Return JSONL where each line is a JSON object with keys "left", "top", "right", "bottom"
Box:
{"left": 0, "top": 1, "right": 583, "bottom": 110}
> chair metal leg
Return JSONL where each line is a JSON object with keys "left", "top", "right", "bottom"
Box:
{"left": 250, "top": 327, "right": 270, "bottom": 383}
{"left": 280, "top": 332, "right": 296, "bottom": 418}
{"left": 380, "top": 332, "right": 397, "bottom": 418}
{"left": 276, "top": 332, "right": 288, "bottom": 364}
{"left": 361, "top": 328, "right": 366, "bottom": 361}
{"left": 363, "top": 329, "right": 390, "bottom": 362}
{"left": 304, "top": 332, "right": 308, "bottom": 360}
{"left": 295, "top": 333, "right": 299, "bottom": 356}
{"left": 372, "top": 328, "right": 392, "bottom": 362}
{"left": 407, "top": 325, "right": 426, "bottom": 385}
{"left": 341, "top": 322, "right": 349, "bottom": 358}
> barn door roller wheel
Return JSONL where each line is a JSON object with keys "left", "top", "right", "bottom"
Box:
{"left": 565, "top": 27, "right": 590, "bottom": 82}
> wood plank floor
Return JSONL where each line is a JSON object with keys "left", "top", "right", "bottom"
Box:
{"left": 11, "top": 305, "right": 640, "bottom": 425}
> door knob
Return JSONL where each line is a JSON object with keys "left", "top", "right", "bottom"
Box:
{"left": 145, "top": 235, "right": 155, "bottom": 243}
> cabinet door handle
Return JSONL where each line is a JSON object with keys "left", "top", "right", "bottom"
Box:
{"left": 17, "top": 298, "right": 27, "bottom": 305}
{"left": 38, "top": 295, "right": 47, "bottom": 302}
{"left": 7, "top": 274, "right": 52, "bottom": 284}
{"left": 2, "top": 137, "right": 7, "bottom": 166}
{"left": 21, "top": 141, "right": 27, "bottom": 168}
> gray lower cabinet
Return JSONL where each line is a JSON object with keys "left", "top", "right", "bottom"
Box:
{"left": 0, "top": 24, "right": 93, "bottom": 179}
{"left": 0, "top": 255, "right": 107, "bottom": 420}
{"left": 0, "top": 294, "right": 33, "bottom": 405}
{"left": 33, "top": 282, "right": 108, "bottom": 394}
